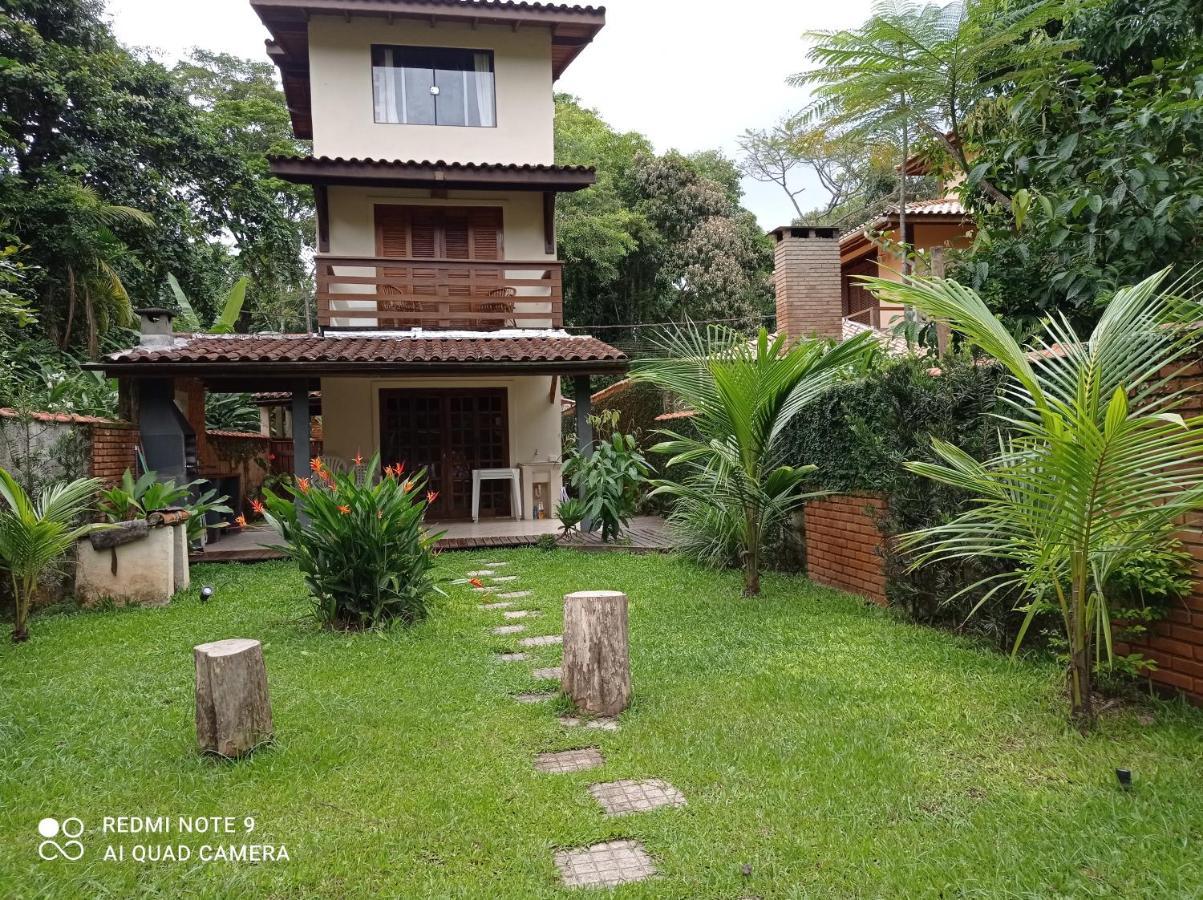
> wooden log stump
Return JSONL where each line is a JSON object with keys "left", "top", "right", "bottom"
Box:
{"left": 194, "top": 638, "right": 274, "bottom": 757}
{"left": 562, "top": 590, "right": 631, "bottom": 716}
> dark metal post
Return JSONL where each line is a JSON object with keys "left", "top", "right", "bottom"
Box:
{"left": 291, "top": 385, "right": 311, "bottom": 479}
{"left": 573, "top": 375, "right": 593, "bottom": 458}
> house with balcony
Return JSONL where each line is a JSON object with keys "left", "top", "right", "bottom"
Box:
{"left": 92, "top": 0, "right": 623, "bottom": 529}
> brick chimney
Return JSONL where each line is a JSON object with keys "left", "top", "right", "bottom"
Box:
{"left": 769, "top": 226, "right": 843, "bottom": 340}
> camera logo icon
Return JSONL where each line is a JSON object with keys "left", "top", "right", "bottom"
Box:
{"left": 37, "top": 817, "right": 85, "bottom": 861}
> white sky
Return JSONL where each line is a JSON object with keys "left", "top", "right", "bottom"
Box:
{"left": 104, "top": 0, "right": 889, "bottom": 228}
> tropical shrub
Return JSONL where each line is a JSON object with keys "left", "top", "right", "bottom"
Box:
{"left": 634, "top": 325, "right": 875, "bottom": 596}
{"left": 0, "top": 468, "right": 106, "bottom": 641}
{"left": 869, "top": 269, "right": 1203, "bottom": 730}
{"left": 261, "top": 455, "right": 441, "bottom": 630}
{"left": 98, "top": 469, "right": 192, "bottom": 521}
{"left": 555, "top": 497, "right": 587, "bottom": 535}
{"left": 563, "top": 411, "right": 649, "bottom": 543}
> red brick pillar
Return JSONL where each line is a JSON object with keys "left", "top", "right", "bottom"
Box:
{"left": 803, "top": 493, "right": 888, "bottom": 605}
{"left": 770, "top": 226, "right": 843, "bottom": 340}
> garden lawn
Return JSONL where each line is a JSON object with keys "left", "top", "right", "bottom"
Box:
{"left": 2, "top": 551, "right": 1202, "bottom": 898}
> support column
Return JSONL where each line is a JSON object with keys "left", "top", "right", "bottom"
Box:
{"left": 291, "top": 385, "right": 310, "bottom": 479}
{"left": 573, "top": 375, "right": 593, "bottom": 458}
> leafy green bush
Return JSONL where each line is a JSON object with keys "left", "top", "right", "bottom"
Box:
{"left": 555, "top": 497, "right": 586, "bottom": 535}
{"left": 563, "top": 411, "right": 649, "bottom": 543}
{"left": 261, "top": 454, "right": 441, "bottom": 630}
{"left": 98, "top": 469, "right": 192, "bottom": 521}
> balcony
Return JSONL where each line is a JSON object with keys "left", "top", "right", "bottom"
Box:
{"left": 315, "top": 256, "right": 563, "bottom": 330}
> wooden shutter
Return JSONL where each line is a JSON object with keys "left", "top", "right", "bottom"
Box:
{"left": 468, "top": 208, "right": 502, "bottom": 260}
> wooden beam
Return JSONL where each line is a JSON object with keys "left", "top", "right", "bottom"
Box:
{"left": 313, "top": 183, "right": 330, "bottom": 253}
{"left": 549, "top": 375, "right": 559, "bottom": 405}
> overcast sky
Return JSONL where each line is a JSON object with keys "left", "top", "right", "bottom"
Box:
{"left": 104, "top": 0, "right": 889, "bottom": 228}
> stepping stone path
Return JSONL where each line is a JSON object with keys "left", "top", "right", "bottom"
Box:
{"left": 497, "top": 652, "right": 527, "bottom": 661}
{"left": 534, "top": 748, "right": 604, "bottom": 774}
{"left": 518, "top": 634, "right": 562, "bottom": 648}
{"left": 484, "top": 562, "right": 509, "bottom": 567}
{"left": 533, "top": 666, "right": 562, "bottom": 680}
{"left": 503, "top": 609, "right": 538, "bottom": 619}
{"left": 492, "top": 624, "right": 526, "bottom": 636}
{"left": 589, "top": 779, "right": 687, "bottom": 817}
{"left": 479, "top": 601, "right": 513, "bottom": 610}
{"left": 473, "top": 586, "right": 499, "bottom": 594}
{"left": 513, "top": 692, "right": 554, "bottom": 704}
{"left": 497, "top": 590, "right": 532, "bottom": 599}
{"left": 491, "top": 575, "right": 519, "bottom": 583}
{"left": 559, "top": 716, "right": 620, "bottom": 731}
{"left": 555, "top": 840, "right": 656, "bottom": 888}
{"left": 465, "top": 570, "right": 495, "bottom": 577}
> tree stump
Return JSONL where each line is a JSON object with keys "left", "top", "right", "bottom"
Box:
{"left": 562, "top": 591, "right": 631, "bottom": 716}
{"left": 194, "top": 638, "right": 274, "bottom": 757}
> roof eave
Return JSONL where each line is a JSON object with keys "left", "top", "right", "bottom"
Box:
{"left": 268, "top": 156, "right": 597, "bottom": 191}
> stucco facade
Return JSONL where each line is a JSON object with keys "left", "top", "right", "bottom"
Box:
{"left": 308, "top": 16, "right": 555, "bottom": 164}
{"left": 320, "top": 373, "right": 565, "bottom": 511}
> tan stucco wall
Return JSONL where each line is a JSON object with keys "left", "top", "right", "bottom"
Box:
{"left": 869, "top": 221, "right": 973, "bottom": 327}
{"left": 326, "top": 187, "right": 551, "bottom": 259}
{"left": 320, "top": 374, "right": 564, "bottom": 513}
{"left": 308, "top": 16, "right": 554, "bottom": 164}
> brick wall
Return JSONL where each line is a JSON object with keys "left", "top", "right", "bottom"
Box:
{"left": 803, "top": 493, "right": 888, "bottom": 605}
{"left": 771, "top": 227, "right": 843, "bottom": 340}
{"left": 88, "top": 423, "right": 140, "bottom": 483}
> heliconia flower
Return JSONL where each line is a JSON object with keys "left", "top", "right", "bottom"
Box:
{"left": 267, "top": 452, "right": 276, "bottom": 462}
{"left": 297, "top": 477, "right": 311, "bottom": 493}
{"left": 395, "top": 461, "right": 406, "bottom": 475}
{"left": 319, "top": 468, "right": 335, "bottom": 484}
{"left": 337, "top": 504, "right": 351, "bottom": 515}
{"left": 309, "top": 456, "right": 324, "bottom": 473}
{"left": 469, "top": 578, "right": 484, "bottom": 588}
{"left": 403, "top": 479, "right": 414, "bottom": 493}
{"left": 251, "top": 499, "right": 266, "bottom": 515}
{"left": 353, "top": 452, "right": 364, "bottom": 467}
{"left": 235, "top": 514, "right": 248, "bottom": 527}
{"left": 426, "top": 490, "right": 439, "bottom": 504}
{"left": 384, "top": 464, "right": 396, "bottom": 478}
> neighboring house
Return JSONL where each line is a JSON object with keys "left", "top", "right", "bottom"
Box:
{"left": 839, "top": 156, "right": 975, "bottom": 330}
{"left": 90, "top": 0, "right": 623, "bottom": 523}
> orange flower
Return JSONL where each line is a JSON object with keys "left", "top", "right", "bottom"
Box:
{"left": 394, "top": 461, "right": 406, "bottom": 475}
{"left": 384, "top": 464, "right": 396, "bottom": 478}
{"left": 319, "top": 468, "right": 335, "bottom": 485}
{"left": 235, "top": 514, "right": 248, "bottom": 527}
{"left": 297, "top": 477, "right": 311, "bottom": 493}
{"left": 353, "top": 452, "right": 364, "bottom": 467}
{"left": 309, "top": 456, "right": 324, "bottom": 473}
{"left": 402, "top": 479, "right": 414, "bottom": 493}
{"left": 251, "top": 498, "right": 266, "bottom": 515}
{"left": 337, "top": 504, "right": 351, "bottom": 515}
{"left": 469, "top": 578, "right": 484, "bottom": 588}
{"left": 426, "top": 490, "right": 439, "bottom": 504}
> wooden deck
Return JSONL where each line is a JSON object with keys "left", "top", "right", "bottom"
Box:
{"left": 190, "top": 516, "right": 674, "bottom": 564}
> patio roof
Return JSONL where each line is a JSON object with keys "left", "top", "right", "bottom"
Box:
{"left": 268, "top": 155, "right": 596, "bottom": 191}
{"left": 90, "top": 330, "right": 628, "bottom": 389}
{"left": 253, "top": 0, "right": 606, "bottom": 139}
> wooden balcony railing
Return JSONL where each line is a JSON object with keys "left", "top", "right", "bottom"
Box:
{"left": 315, "top": 255, "right": 563, "bottom": 330}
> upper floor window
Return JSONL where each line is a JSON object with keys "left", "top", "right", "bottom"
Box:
{"left": 371, "top": 46, "right": 496, "bottom": 128}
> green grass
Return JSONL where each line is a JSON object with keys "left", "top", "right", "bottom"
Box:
{"left": 2, "top": 551, "right": 1202, "bottom": 897}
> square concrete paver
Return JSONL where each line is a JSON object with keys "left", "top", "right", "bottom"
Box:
{"left": 503, "top": 609, "right": 538, "bottom": 619}
{"left": 480, "top": 601, "right": 513, "bottom": 610}
{"left": 497, "top": 652, "right": 527, "bottom": 661}
{"left": 560, "top": 716, "right": 620, "bottom": 731}
{"left": 492, "top": 624, "right": 526, "bottom": 636}
{"left": 589, "top": 779, "right": 686, "bottom": 816}
{"left": 513, "top": 692, "right": 554, "bottom": 704}
{"left": 491, "top": 575, "right": 519, "bottom": 583}
{"left": 518, "top": 634, "right": 562, "bottom": 648}
{"left": 555, "top": 839, "right": 656, "bottom": 888}
{"left": 533, "top": 666, "right": 562, "bottom": 680}
{"left": 497, "top": 590, "right": 532, "bottom": 599}
{"left": 464, "top": 570, "right": 495, "bottom": 577}
{"left": 484, "top": 562, "right": 510, "bottom": 567}
{"left": 535, "top": 747, "right": 604, "bottom": 774}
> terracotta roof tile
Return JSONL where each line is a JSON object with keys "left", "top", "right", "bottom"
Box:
{"left": 0, "top": 407, "right": 125, "bottom": 426}
{"left": 100, "top": 332, "right": 626, "bottom": 368}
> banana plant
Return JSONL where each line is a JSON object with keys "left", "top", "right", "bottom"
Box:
{"left": 167, "top": 273, "right": 248, "bottom": 334}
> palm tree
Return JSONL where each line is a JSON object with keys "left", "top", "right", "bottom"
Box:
{"left": 0, "top": 469, "right": 107, "bottom": 642}
{"left": 793, "top": 0, "right": 1070, "bottom": 214}
{"left": 633, "top": 326, "right": 875, "bottom": 596}
{"left": 865, "top": 269, "right": 1203, "bottom": 729}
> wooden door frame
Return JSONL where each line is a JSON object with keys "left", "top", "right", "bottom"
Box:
{"left": 377, "top": 386, "right": 511, "bottom": 520}
{"left": 373, "top": 203, "right": 506, "bottom": 259}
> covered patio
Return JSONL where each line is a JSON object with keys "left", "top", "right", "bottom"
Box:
{"left": 91, "top": 310, "right": 628, "bottom": 528}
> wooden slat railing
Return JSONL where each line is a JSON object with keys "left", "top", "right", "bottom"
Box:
{"left": 315, "top": 255, "right": 563, "bottom": 329}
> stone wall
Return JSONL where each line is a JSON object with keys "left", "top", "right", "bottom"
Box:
{"left": 802, "top": 493, "right": 888, "bottom": 606}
